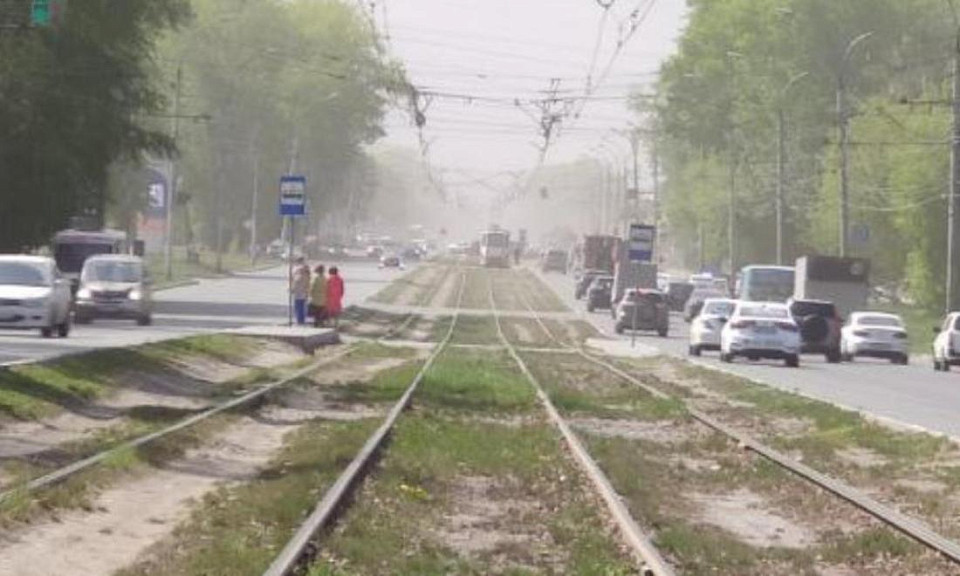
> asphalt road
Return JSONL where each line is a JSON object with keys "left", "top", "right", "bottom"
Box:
{"left": 0, "top": 260, "right": 399, "bottom": 366}
{"left": 536, "top": 269, "right": 960, "bottom": 440}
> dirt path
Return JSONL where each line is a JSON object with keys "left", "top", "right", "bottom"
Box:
{"left": 0, "top": 414, "right": 299, "bottom": 576}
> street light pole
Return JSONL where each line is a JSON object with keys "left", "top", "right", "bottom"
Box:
{"left": 164, "top": 65, "right": 182, "bottom": 280}
{"left": 777, "top": 71, "right": 809, "bottom": 266}
{"left": 837, "top": 31, "right": 874, "bottom": 258}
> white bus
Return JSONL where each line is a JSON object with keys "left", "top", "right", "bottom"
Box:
{"left": 737, "top": 265, "right": 795, "bottom": 303}
{"left": 480, "top": 230, "right": 511, "bottom": 268}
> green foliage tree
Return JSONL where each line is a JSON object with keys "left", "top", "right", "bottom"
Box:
{"left": 648, "top": 0, "right": 958, "bottom": 304}
{"left": 0, "top": 0, "right": 190, "bottom": 251}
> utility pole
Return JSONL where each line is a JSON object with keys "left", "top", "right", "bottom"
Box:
{"left": 728, "top": 150, "right": 737, "bottom": 275}
{"left": 837, "top": 32, "right": 873, "bottom": 258}
{"left": 651, "top": 143, "right": 661, "bottom": 262}
{"left": 777, "top": 72, "right": 809, "bottom": 266}
{"left": 250, "top": 151, "right": 260, "bottom": 265}
{"left": 164, "top": 65, "right": 182, "bottom": 280}
{"left": 948, "top": 26, "right": 960, "bottom": 312}
{"left": 629, "top": 131, "right": 641, "bottom": 223}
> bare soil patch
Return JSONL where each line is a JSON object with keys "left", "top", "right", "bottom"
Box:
{"left": 837, "top": 447, "right": 889, "bottom": 468}
{"left": 0, "top": 414, "right": 297, "bottom": 576}
{"left": 691, "top": 488, "right": 818, "bottom": 549}
{"left": 433, "top": 475, "right": 550, "bottom": 565}
{"left": 571, "top": 417, "right": 705, "bottom": 445}
{"left": 308, "top": 357, "right": 410, "bottom": 385}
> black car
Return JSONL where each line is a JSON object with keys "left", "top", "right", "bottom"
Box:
{"left": 788, "top": 299, "right": 842, "bottom": 363}
{"left": 586, "top": 276, "right": 614, "bottom": 312}
{"left": 575, "top": 269, "right": 606, "bottom": 300}
{"left": 667, "top": 282, "right": 695, "bottom": 312}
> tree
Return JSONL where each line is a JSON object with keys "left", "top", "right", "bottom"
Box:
{"left": 0, "top": 0, "right": 190, "bottom": 251}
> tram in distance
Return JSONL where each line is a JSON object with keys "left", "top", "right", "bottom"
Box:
{"left": 480, "top": 228, "right": 511, "bottom": 268}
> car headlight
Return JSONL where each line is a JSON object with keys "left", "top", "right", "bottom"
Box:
{"left": 129, "top": 290, "right": 142, "bottom": 301}
{"left": 76, "top": 288, "right": 92, "bottom": 300}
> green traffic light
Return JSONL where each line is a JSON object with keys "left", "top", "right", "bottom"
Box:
{"left": 31, "top": 0, "right": 51, "bottom": 26}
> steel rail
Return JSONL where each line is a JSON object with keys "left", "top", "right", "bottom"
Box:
{"left": 490, "top": 282, "right": 676, "bottom": 576}
{"left": 0, "top": 297, "right": 427, "bottom": 503}
{"left": 0, "top": 346, "right": 355, "bottom": 503}
{"left": 261, "top": 271, "right": 467, "bottom": 576}
{"left": 517, "top": 288, "right": 960, "bottom": 566}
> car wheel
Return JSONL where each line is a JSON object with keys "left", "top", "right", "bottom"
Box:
{"left": 786, "top": 354, "right": 800, "bottom": 368}
{"left": 587, "top": 304, "right": 595, "bottom": 313}
{"left": 137, "top": 314, "right": 152, "bottom": 326}
{"left": 689, "top": 345, "right": 701, "bottom": 357}
{"left": 842, "top": 352, "right": 854, "bottom": 363}
{"left": 40, "top": 326, "right": 54, "bottom": 338}
{"left": 57, "top": 318, "right": 70, "bottom": 338}
{"left": 720, "top": 352, "right": 733, "bottom": 363}
{"left": 826, "top": 349, "right": 841, "bottom": 364}
{"left": 946, "top": 362, "right": 952, "bottom": 372}
{"left": 615, "top": 324, "right": 625, "bottom": 335}
{"left": 934, "top": 358, "right": 942, "bottom": 371}
{"left": 658, "top": 328, "right": 669, "bottom": 338}
{"left": 896, "top": 355, "right": 909, "bottom": 366}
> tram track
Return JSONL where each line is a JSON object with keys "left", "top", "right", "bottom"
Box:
{"left": 260, "top": 271, "right": 468, "bottom": 576}
{"left": 513, "top": 287, "right": 960, "bottom": 569}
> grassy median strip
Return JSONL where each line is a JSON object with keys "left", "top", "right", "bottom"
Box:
{"left": 0, "top": 335, "right": 261, "bottom": 422}
{"left": 310, "top": 347, "right": 636, "bottom": 575}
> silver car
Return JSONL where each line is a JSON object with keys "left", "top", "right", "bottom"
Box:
{"left": 0, "top": 255, "right": 73, "bottom": 338}
{"left": 74, "top": 255, "right": 153, "bottom": 325}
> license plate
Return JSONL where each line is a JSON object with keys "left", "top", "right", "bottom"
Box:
{"left": 871, "top": 343, "right": 890, "bottom": 350}
{"left": 754, "top": 339, "right": 779, "bottom": 347}
{"left": 755, "top": 326, "right": 776, "bottom": 335}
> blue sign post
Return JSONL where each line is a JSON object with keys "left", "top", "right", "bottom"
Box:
{"left": 628, "top": 224, "right": 656, "bottom": 263}
{"left": 627, "top": 223, "right": 656, "bottom": 348}
{"left": 280, "top": 176, "right": 307, "bottom": 326}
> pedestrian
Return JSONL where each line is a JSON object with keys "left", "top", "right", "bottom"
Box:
{"left": 291, "top": 257, "right": 311, "bottom": 325}
{"left": 326, "top": 266, "right": 345, "bottom": 327}
{"left": 309, "top": 264, "right": 327, "bottom": 327}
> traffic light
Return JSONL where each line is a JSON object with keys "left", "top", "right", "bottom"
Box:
{"left": 31, "top": 0, "right": 65, "bottom": 27}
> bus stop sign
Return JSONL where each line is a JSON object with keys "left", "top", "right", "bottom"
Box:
{"left": 279, "top": 176, "right": 306, "bottom": 217}
{"left": 628, "top": 224, "right": 655, "bottom": 263}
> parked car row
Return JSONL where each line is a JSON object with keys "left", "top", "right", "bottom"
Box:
{"left": 0, "top": 254, "right": 153, "bottom": 338}
{"left": 688, "top": 297, "right": 910, "bottom": 368}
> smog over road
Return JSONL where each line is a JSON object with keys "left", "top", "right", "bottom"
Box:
{"left": 5, "top": 1, "right": 960, "bottom": 575}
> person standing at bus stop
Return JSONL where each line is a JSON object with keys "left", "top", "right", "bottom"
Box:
{"left": 326, "top": 266, "right": 344, "bottom": 327}
{"left": 309, "top": 264, "right": 327, "bottom": 327}
{"left": 291, "top": 257, "right": 311, "bottom": 325}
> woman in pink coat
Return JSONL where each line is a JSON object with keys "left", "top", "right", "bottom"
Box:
{"left": 326, "top": 266, "right": 345, "bottom": 325}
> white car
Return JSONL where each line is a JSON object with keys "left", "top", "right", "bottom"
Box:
{"left": 720, "top": 301, "right": 801, "bottom": 367}
{"left": 0, "top": 255, "right": 72, "bottom": 338}
{"left": 933, "top": 312, "right": 960, "bottom": 371}
{"left": 689, "top": 298, "right": 737, "bottom": 356}
{"left": 841, "top": 312, "right": 909, "bottom": 365}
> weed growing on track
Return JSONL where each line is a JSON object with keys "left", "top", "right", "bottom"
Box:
{"left": 313, "top": 414, "right": 636, "bottom": 576}
{"left": 420, "top": 349, "right": 537, "bottom": 414}
{"left": 583, "top": 431, "right": 939, "bottom": 575}
{"left": 522, "top": 352, "right": 685, "bottom": 421}
{"left": 461, "top": 267, "right": 494, "bottom": 309}
{"left": 146, "top": 334, "right": 256, "bottom": 364}
{"left": 449, "top": 315, "right": 500, "bottom": 346}
{"left": 115, "top": 420, "right": 379, "bottom": 576}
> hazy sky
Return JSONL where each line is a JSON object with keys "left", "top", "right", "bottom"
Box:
{"left": 373, "top": 0, "right": 687, "bottom": 194}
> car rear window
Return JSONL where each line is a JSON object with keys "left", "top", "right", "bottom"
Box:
{"left": 739, "top": 306, "right": 789, "bottom": 319}
{"left": 0, "top": 261, "right": 50, "bottom": 287}
{"left": 703, "top": 301, "right": 735, "bottom": 316}
{"left": 857, "top": 315, "right": 902, "bottom": 328}
{"left": 791, "top": 301, "right": 836, "bottom": 318}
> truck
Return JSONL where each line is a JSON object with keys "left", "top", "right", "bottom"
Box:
{"left": 793, "top": 255, "right": 870, "bottom": 318}
{"left": 611, "top": 239, "right": 657, "bottom": 307}
{"left": 579, "top": 235, "right": 619, "bottom": 274}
